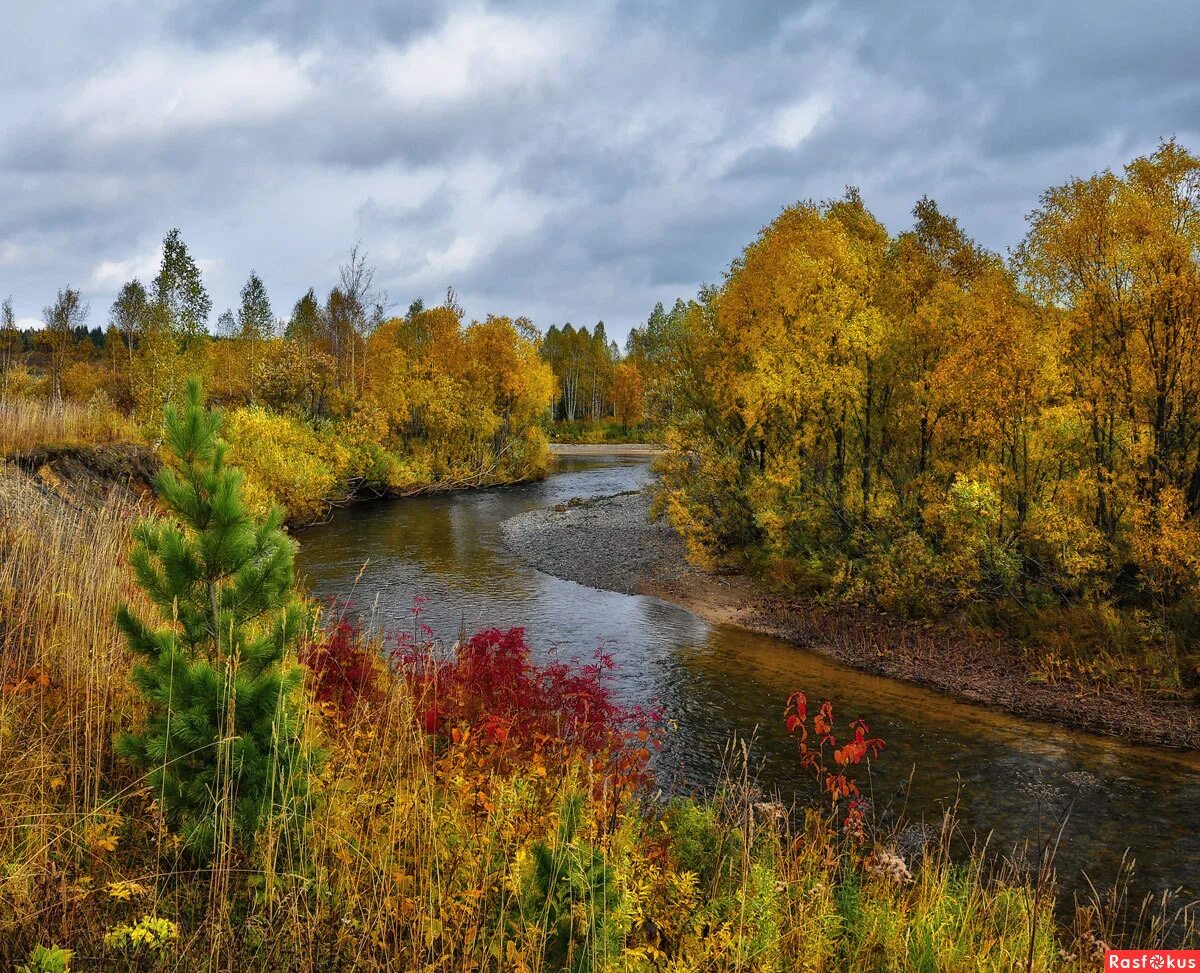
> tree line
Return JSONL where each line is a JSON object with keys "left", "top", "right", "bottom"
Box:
{"left": 1, "top": 232, "right": 556, "bottom": 521}
{"left": 639, "top": 140, "right": 1200, "bottom": 690}
{"left": 539, "top": 321, "right": 647, "bottom": 433}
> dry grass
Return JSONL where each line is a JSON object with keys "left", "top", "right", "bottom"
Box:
{"left": 0, "top": 397, "right": 139, "bottom": 457}
{"left": 0, "top": 465, "right": 1194, "bottom": 970}
{"left": 0, "top": 469, "right": 148, "bottom": 957}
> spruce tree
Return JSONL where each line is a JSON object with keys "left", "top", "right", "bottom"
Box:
{"left": 116, "top": 379, "right": 314, "bottom": 858}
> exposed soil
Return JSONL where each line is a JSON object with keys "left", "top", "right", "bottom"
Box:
{"left": 6, "top": 443, "right": 160, "bottom": 507}
{"left": 1, "top": 441, "right": 542, "bottom": 530}
{"left": 502, "top": 489, "right": 1200, "bottom": 751}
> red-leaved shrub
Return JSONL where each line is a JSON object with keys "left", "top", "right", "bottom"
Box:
{"left": 301, "top": 618, "right": 380, "bottom": 713}
{"left": 393, "top": 625, "right": 661, "bottom": 784}
{"left": 303, "top": 599, "right": 663, "bottom": 802}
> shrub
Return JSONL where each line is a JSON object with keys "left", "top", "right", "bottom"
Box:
{"left": 223, "top": 405, "right": 349, "bottom": 523}
{"left": 662, "top": 797, "right": 725, "bottom": 886}
{"left": 784, "top": 691, "right": 885, "bottom": 839}
{"left": 300, "top": 616, "right": 381, "bottom": 714}
{"left": 394, "top": 625, "right": 660, "bottom": 771}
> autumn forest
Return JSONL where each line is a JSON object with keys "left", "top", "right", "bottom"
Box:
{"left": 650, "top": 140, "right": 1200, "bottom": 694}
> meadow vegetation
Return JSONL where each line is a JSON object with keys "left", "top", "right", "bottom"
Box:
{"left": 0, "top": 397, "right": 136, "bottom": 457}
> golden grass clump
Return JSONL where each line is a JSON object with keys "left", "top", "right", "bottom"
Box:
{"left": 0, "top": 397, "right": 138, "bottom": 457}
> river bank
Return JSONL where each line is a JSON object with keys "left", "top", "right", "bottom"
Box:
{"left": 549, "top": 442, "right": 667, "bottom": 457}
{"left": 18, "top": 441, "right": 1200, "bottom": 752}
{"left": 5, "top": 442, "right": 160, "bottom": 507}
{"left": 2, "top": 440, "right": 554, "bottom": 530}
{"left": 501, "top": 487, "right": 1200, "bottom": 750}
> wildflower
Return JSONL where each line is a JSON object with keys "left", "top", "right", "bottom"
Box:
{"left": 865, "top": 849, "right": 913, "bottom": 885}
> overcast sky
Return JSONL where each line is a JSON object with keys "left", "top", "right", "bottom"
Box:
{"left": 2, "top": 1, "right": 1198, "bottom": 342}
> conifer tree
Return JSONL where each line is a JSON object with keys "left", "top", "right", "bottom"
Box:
{"left": 116, "top": 379, "right": 314, "bottom": 858}
{"left": 521, "top": 792, "right": 619, "bottom": 973}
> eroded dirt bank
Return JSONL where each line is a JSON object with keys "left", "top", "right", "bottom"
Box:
{"left": 501, "top": 488, "right": 1200, "bottom": 750}
{"left": 1, "top": 441, "right": 545, "bottom": 529}
{"left": 4, "top": 443, "right": 160, "bottom": 508}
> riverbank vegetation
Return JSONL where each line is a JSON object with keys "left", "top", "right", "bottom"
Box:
{"left": 5, "top": 388, "right": 1189, "bottom": 969}
{"left": 635, "top": 140, "right": 1200, "bottom": 697}
{"left": 0, "top": 240, "right": 555, "bottom": 523}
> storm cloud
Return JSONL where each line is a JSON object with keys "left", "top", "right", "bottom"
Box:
{"left": 2, "top": 0, "right": 1198, "bottom": 338}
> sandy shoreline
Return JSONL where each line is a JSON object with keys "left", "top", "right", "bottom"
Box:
{"left": 549, "top": 443, "right": 667, "bottom": 457}
{"left": 501, "top": 489, "right": 1200, "bottom": 751}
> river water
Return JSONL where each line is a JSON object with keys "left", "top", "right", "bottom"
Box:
{"left": 295, "top": 454, "right": 1200, "bottom": 906}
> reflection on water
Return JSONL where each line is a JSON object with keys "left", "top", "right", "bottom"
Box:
{"left": 296, "top": 455, "right": 1200, "bottom": 903}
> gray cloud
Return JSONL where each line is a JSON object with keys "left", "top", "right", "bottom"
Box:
{"left": 2, "top": 0, "right": 1198, "bottom": 340}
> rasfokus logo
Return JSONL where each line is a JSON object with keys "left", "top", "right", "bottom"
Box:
{"left": 1107, "top": 951, "right": 1200, "bottom": 969}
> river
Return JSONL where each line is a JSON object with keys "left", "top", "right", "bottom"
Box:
{"left": 295, "top": 453, "right": 1200, "bottom": 907}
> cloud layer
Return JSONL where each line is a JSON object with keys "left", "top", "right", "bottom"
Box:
{"left": 2, "top": 0, "right": 1198, "bottom": 340}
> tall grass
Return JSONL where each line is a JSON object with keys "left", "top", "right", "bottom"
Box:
{"left": 0, "top": 464, "right": 1193, "bottom": 969}
{"left": 0, "top": 397, "right": 138, "bottom": 456}
{"left": 0, "top": 469, "right": 149, "bottom": 956}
